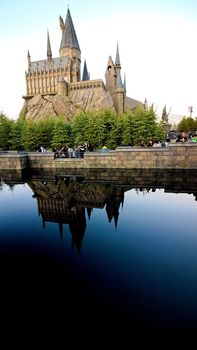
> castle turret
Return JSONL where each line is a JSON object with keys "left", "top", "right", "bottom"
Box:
{"left": 57, "top": 77, "right": 68, "bottom": 96}
{"left": 105, "top": 56, "right": 116, "bottom": 95}
{"left": 123, "top": 73, "right": 126, "bottom": 94}
{"left": 105, "top": 44, "right": 125, "bottom": 114}
{"left": 115, "top": 43, "right": 121, "bottom": 77}
{"left": 27, "top": 50, "right": 31, "bottom": 67}
{"left": 59, "top": 8, "right": 81, "bottom": 83}
{"left": 115, "top": 69, "right": 125, "bottom": 114}
{"left": 59, "top": 15, "right": 65, "bottom": 34}
{"left": 47, "top": 30, "right": 52, "bottom": 61}
{"left": 82, "top": 60, "right": 90, "bottom": 81}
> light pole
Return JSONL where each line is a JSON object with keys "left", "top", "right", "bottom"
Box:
{"left": 188, "top": 106, "right": 193, "bottom": 118}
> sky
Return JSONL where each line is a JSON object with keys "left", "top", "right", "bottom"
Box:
{"left": 1, "top": 0, "right": 197, "bottom": 123}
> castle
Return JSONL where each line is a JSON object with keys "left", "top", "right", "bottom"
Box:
{"left": 21, "top": 8, "right": 142, "bottom": 120}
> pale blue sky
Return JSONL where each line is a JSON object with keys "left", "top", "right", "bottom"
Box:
{"left": 1, "top": 0, "right": 197, "bottom": 121}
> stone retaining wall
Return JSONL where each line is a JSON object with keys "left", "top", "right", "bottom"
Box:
{"left": 1, "top": 144, "right": 197, "bottom": 172}
{"left": 0, "top": 151, "right": 28, "bottom": 170}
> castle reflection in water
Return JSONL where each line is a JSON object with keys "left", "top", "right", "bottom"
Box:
{"left": 1, "top": 168, "right": 197, "bottom": 253}
{"left": 28, "top": 177, "right": 125, "bottom": 252}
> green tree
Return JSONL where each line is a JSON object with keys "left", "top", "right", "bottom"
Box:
{"left": 71, "top": 112, "right": 89, "bottom": 146}
{"left": 0, "top": 113, "right": 12, "bottom": 150}
{"left": 9, "top": 120, "right": 25, "bottom": 150}
{"left": 36, "top": 118, "right": 55, "bottom": 149}
{"left": 122, "top": 106, "right": 164, "bottom": 146}
{"left": 177, "top": 117, "right": 197, "bottom": 133}
{"left": 23, "top": 121, "right": 40, "bottom": 150}
{"left": 51, "top": 117, "right": 72, "bottom": 149}
{"left": 94, "top": 110, "right": 117, "bottom": 148}
{"left": 107, "top": 115, "right": 124, "bottom": 149}
{"left": 122, "top": 112, "right": 135, "bottom": 145}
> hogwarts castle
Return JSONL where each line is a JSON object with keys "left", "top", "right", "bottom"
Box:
{"left": 20, "top": 8, "right": 142, "bottom": 120}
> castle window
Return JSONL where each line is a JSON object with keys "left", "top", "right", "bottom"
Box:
{"left": 108, "top": 65, "right": 112, "bottom": 71}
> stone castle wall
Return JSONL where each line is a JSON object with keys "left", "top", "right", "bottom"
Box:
{"left": 1, "top": 144, "right": 197, "bottom": 173}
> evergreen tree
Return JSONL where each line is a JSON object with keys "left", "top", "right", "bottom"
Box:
{"left": 177, "top": 117, "right": 197, "bottom": 133}
{"left": 36, "top": 118, "right": 55, "bottom": 149}
{"left": 122, "top": 106, "right": 163, "bottom": 146}
{"left": 94, "top": 110, "right": 117, "bottom": 148}
{"left": 9, "top": 120, "right": 25, "bottom": 150}
{"left": 0, "top": 113, "right": 12, "bottom": 150}
{"left": 71, "top": 112, "right": 90, "bottom": 146}
{"left": 23, "top": 121, "right": 40, "bottom": 150}
{"left": 122, "top": 112, "right": 135, "bottom": 146}
{"left": 51, "top": 118, "right": 72, "bottom": 149}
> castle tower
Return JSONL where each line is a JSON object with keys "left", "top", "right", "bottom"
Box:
{"left": 115, "top": 44, "right": 125, "bottom": 113}
{"left": 57, "top": 77, "right": 68, "bottom": 96}
{"left": 115, "top": 71, "right": 125, "bottom": 114}
{"left": 105, "top": 44, "right": 125, "bottom": 114}
{"left": 123, "top": 73, "right": 126, "bottom": 94}
{"left": 82, "top": 60, "right": 90, "bottom": 81}
{"left": 47, "top": 30, "right": 52, "bottom": 61}
{"left": 105, "top": 56, "right": 116, "bottom": 96}
{"left": 59, "top": 8, "right": 81, "bottom": 83}
{"left": 115, "top": 43, "right": 121, "bottom": 80}
{"left": 27, "top": 50, "right": 31, "bottom": 67}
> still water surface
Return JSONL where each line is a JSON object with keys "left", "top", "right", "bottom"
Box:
{"left": 1, "top": 171, "right": 197, "bottom": 331}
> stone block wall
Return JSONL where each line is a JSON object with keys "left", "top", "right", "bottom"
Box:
{"left": 1, "top": 144, "right": 197, "bottom": 173}
{"left": 0, "top": 152, "right": 28, "bottom": 170}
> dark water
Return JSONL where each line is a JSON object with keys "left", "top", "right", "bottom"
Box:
{"left": 1, "top": 169, "right": 197, "bottom": 332}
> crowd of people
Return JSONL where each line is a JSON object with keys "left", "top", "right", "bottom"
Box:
{"left": 139, "top": 132, "right": 197, "bottom": 148}
{"left": 140, "top": 140, "right": 168, "bottom": 147}
{"left": 38, "top": 132, "right": 197, "bottom": 157}
{"left": 53, "top": 143, "right": 93, "bottom": 159}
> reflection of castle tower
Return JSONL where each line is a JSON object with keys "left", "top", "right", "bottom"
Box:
{"left": 23, "top": 7, "right": 142, "bottom": 117}
{"left": 105, "top": 187, "right": 124, "bottom": 228}
{"left": 28, "top": 178, "right": 127, "bottom": 251}
{"left": 69, "top": 207, "right": 86, "bottom": 253}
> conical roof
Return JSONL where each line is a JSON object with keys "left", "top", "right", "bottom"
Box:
{"left": 47, "top": 30, "right": 52, "bottom": 59}
{"left": 60, "top": 8, "right": 80, "bottom": 51}
{"left": 116, "top": 70, "right": 124, "bottom": 88}
{"left": 82, "top": 60, "right": 89, "bottom": 81}
{"left": 115, "top": 43, "right": 121, "bottom": 66}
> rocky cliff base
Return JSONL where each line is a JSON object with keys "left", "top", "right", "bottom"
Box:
{"left": 20, "top": 87, "right": 115, "bottom": 121}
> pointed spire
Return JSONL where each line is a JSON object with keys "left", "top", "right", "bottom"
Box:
{"left": 58, "top": 222, "right": 63, "bottom": 241}
{"left": 115, "top": 42, "right": 121, "bottom": 66}
{"left": 27, "top": 50, "right": 31, "bottom": 65}
{"left": 86, "top": 207, "right": 92, "bottom": 220}
{"left": 42, "top": 217, "right": 45, "bottom": 229}
{"left": 124, "top": 73, "right": 126, "bottom": 93}
{"left": 114, "top": 211, "right": 119, "bottom": 230}
{"left": 60, "top": 8, "right": 80, "bottom": 51}
{"left": 144, "top": 98, "right": 148, "bottom": 110}
{"left": 162, "top": 104, "right": 170, "bottom": 124}
{"left": 47, "top": 30, "right": 52, "bottom": 60}
{"left": 59, "top": 15, "right": 65, "bottom": 32}
{"left": 116, "top": 70, "right": 123, "bottom": 88}
{"left": 82, "top": 60, "right": 89, "bottom": 81}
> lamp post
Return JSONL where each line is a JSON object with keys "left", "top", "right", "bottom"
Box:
{"left": 188, "top": 106, "right": 193, "bottom": 118}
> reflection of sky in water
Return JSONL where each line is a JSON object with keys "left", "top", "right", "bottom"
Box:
{"left": 1, "top": 183, "right": 197, "bottom": 329}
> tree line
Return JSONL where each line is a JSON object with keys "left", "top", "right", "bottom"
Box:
{"left": 0, "top": 106, "right": 166, "bottom": 151}
{"left": 177, "top": 117, "right": 197, "bottom": 134}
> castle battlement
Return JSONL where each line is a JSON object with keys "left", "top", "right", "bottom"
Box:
{"left": 69, "top": 80, "right": 106, "bottom": 91}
